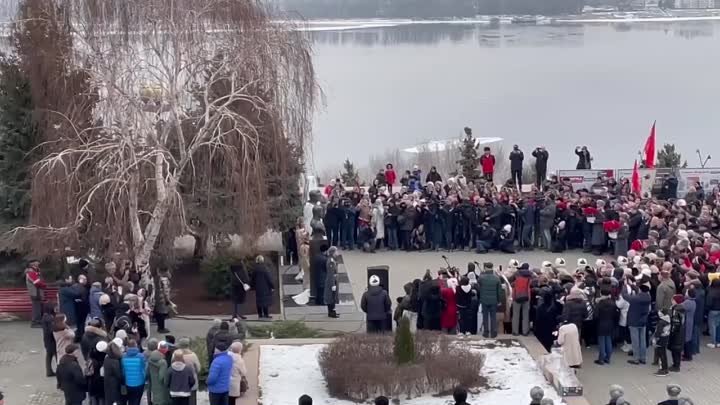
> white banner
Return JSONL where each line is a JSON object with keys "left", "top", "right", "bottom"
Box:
{"left": 677, "top": 168, "right": 720, "bottom": 195}
{"left": 556, "top": 169, "right": 615, "bottom": 192}
{"left": 616, "top": 168, "right": 657, "bottom": 198}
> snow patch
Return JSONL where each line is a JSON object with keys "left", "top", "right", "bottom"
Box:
{"left": 259, "top": 341, "right": 560, "bottom": 405}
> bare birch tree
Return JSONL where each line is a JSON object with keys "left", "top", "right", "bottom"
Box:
{"left": 6, "top": 0, "right": 317, "bottom": 281}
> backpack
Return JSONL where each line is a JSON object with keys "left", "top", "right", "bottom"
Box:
{"left": 513, "top": 276, "right": 530, "bottom": 303}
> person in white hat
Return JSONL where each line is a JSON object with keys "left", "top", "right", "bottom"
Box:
{"left": 554, "top": 258, "right": 569, "bottom": 277}
{"left": 361, "top": 275, "right": 391, "bottom": 333}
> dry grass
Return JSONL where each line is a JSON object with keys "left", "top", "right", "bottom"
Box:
{"left": 318, "top": 332, "right": 485, "bottom": 401}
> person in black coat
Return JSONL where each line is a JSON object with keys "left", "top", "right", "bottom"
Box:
{"left": 534, "top": 288, "right": 562, "bottom": 352}
{"left": 80, "top": 318, "right": 108, "bottom": 361}
{"left": 595, "top": 290, "right": 619, "bottom": 365}
{"left": 551, "top": 221, "right": 568, "bottom": 253}
{"left": 421, "top": 284, "right": 444, "bottom": 331}
{"left": 73, "top": 275, "right": 90, "bottom": 340}
{"left": 251, "top": 255, "right": 275, "bottom": 319}
{"left": 56, "top": 344, "right": 87, "bottom": 405}
{"left": 230, "top": 263, "right": 250, "bottom": 320}
{"left": 41, "top": 303, "right": 57, "bottom": 377}
{"left": 456, "top": 277, "right": 477, "bottom": 335}
{"left": 509, "top": 145, "right": 524, "bottom": 189}
{"left": 102, "top": 342, "right": 124, "bottom": 405}
{"left": 532, "top": 146, "right": 550, "bottom": 189}
{"left": 562, "top": 291, "right": 588, "bottom": 337}
{"left": 87, "top": 341, "right": 107, "bottom": 405}
{"left": 312, "top": 245, "right": 329, "bottom": 305}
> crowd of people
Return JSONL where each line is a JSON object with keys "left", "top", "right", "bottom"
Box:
{"left": 23, "top": 255, "right": 272, "bottom": 405}
{"left": 310, "top": 146, "right": 703, "bottom": 257}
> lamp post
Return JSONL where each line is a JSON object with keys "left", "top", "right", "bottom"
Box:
{"left": 696, "top": 149, "right": 711, "bottom": 168}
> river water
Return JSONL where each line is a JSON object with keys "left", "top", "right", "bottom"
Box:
{"left": 310, "top": 20, "right": 720, "bottom": 173}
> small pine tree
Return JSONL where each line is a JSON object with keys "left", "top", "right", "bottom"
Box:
{"left": 456, "top": 126, "right": 480, "bottom": 181}
{"left": 393, "top": 317, "right": 415, "bottom": 365}
{"left": 341, "top": 158, "right": 359, "bottom": 186}
{"left": 656, "top": 143, "right": 687, "bottom": 169}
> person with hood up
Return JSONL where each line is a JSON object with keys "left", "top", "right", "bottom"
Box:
{"left": 147, "top": 342, "right": 170, "bottom": 405}
{"left": 426, "top": 166, "right": 442, "bottom": 183}
{"left": 421, "top": 284, "right": 444, "bottom": 331}
{"left": 477, "top": 262, "right": 503, "bottom": 338}
{"left": 667, "top": 295, "right": 686, "bottom": 372}
{"left": 441, "top": 278, "right": 459, "bottom": 334}
{"left": 512, "top": 263, "right": 533, "bottom": 336}
{"left": 81, "top": 318, "right": 108, "bottom": 361}
{"left": 324, "top": 247, "right": 340, "bottom": 318}
{"left": 534, "top": 288, "right": 562, "bottom": 352}
{"left": 121, "top": 339, "right": 146, "bottom": 405}
{"left": 595, "top": 289, "right": 619, "bottom": 365}
{"left": 87, "top": 341, "right": 107, "bottom": 405}
{"left": 456, "top": 277, "right": 477, "bottom": 336}
{"left": 175, "top": 338, "right": 201, "bottom": 405}
{"left": 250, "top": 255, "right": 275, "bottom": 319}
{"left": 168, "top": 350, "right": 196, "bottom": 405}
{"left": 56, "top": 344, "right": 87, "bottom": 405}
{"left": 228, "top": 342, "right": 248, "bottom": 405}
{"left": 41, "top": 303, "right": 58, "bottom": 377}
{"left": 556, "top": 317, "right": 582, "bottom": 369}
{"left": 207, "top": 342, "right": 233, "bottom": 405}
{"left": 361, "top": 275, "right": 392, "bottom": 333}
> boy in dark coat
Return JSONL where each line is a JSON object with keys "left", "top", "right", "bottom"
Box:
{"left": 56, "top": 344, "right": 87, "bottom": 405}
{"left": 595, "top": 289, "right": 619, "bottom": 365}
{"left": 41, "top": 303, "right": 57, "bottom": 377}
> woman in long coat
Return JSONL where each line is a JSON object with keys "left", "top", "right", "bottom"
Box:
{"left": 371, "top": 199, "right": 385, "bottom": 249}
{"left": 251, "top": 255, "right": 275, "bottom": 319}
{"left": 324, "top": 247, "right": 340, "bottom": 313}
{"left": 614, "top": 216, "right": 630, "bottom": 259}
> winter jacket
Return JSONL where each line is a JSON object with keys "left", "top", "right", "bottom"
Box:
{"left": 56, "top": 354, "right": 87, "bottom": 405}
{"left": 121, "top": 347, "right": 146, "bottom": 388}
{"left": 385, "top": 169, "right": 397, "bottom": 186}
{"left": 440, "top": 287, "right": 458, "bottom": 330}
{"left": 562, "top": 297, "right": 588, "bottom": 332}
{"left": 654, "top": 312, "right": 671, "bottom": 348}
{"left": 250, "top": 263, "right": 275, "bottom": 307}
{"left": 54, "top": 328, "right": 81, "bottom": 364}
{"left": 557, "top": 322, "right": 582, "bottom": 367}
{"left": 532, "top": 149, "right": 549, "bottom": 171}
{"left": 41, "top": 312, "right": 56, "bottom": 352}
{"left": 693, "top": 285, "right": 706, "bottom": 328}
{"left": 509, "top": 149, "right": 524, "bottom": 171}
{"left": 168, "top": 361, "right": 196, "bottom": 398}
{"left": 80, "top": 326, "right": 108, "bottom": 361}
{"left": 455, "top": 286, "right": 475, "bottom": 310}
{"left": 361, "top": 286, "right": 392, "bottom": 321}
{"left": 207, "top": 352, "right": 233, "bottom": 394}
{"left": 229, "top": 352, "right": 248, "bottom": 397}
{"left": 706, "top": 284, "right": 720, "bottom": 311}
{"left": 394, "top": 283, "right": 416, "bottom": 322}
{"left": 655, "top": 279, "right": 676, "bottom": 313}
{"left": 595, "top": 297, "right": 619, "bottom": 336}
{"left": 683, "top": 299, "right": 696, "bottom": 342}
{"left": 177, "top": 349, "right": 201, "bottom": 391}
{"left": 575, "top": 149, "right": 592, "bottom": 170}
{"left": 87, "top": 347, "right": 106, "bottom": 399}
{"left": 622, "top": 289, "right": 651, "bottom": 328}
{"left": 512, "top": 269, "right": 533, "bottom": 302}
{"left": 103, "top": 346, "right": 124, "bottom": 405}
{"left": 539, "top": 202, "right": 556, "bottom": 230}
{"left": 89, "top": 285, "right": 104, "bottom": 319}
{"left": 59, "top": 283, "right": 81, "bottom": 326}
{"left": 669, "top": 304, "right": 685, "bottom": 351}
{"left": 480, "top": 154, "right": 496, "bottom": 174}
{"left": 477, "top": 271, "right": 502, "bottom": 306}
{"left": 146, "top": 350, "right": 169, "bottom": 405}
{"left": 324, "top": 257, "right": 339, "bottom": 305}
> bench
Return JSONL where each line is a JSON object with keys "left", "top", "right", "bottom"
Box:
{"left": 0, "top": 287, "right": 59, "bottom": 315}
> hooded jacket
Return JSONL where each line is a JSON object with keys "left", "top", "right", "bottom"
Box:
{"left": 147, "top": 350, "right": 170, "bottom": 405}
{"left": 207, "top": 351, "right": 233, "bottom": 394}
{"left": 80, "top": 325, "right": 107, "bottom": 361}
{"left": 103, "top": 345, "right": 124, "bottom": 404}
{"left": 361, "top": 285, "right": 392, "bottom": 321}
{"left": 168, "top": 361, "right": 196, "bottom": 397}
{"left": 229, "top": 351, "right": 248, "bottom": 397}
{"left": 89, "top": 285, "right": 104, "bottom": 319}
{"left": 121, "top": 347, "right": 146, "bottom": 388}
{"left": 56, "top": 354, "right": 87, "bottom": 405}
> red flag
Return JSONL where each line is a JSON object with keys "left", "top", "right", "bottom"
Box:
{"left": 644, "top": 121, "right": 656, "bottom": 168}
{"left": 632, "top": 160, "right": 641, "bottom": 195}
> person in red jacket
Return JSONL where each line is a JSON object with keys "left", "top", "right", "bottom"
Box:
{"left": 440, "top": 278, "right": 459, "bottom": 334}
{"left": 479, "top": 147, "right": 496, "bottom": 182}
{"left": 25, "top": 259, "right": 46, "bottom": 327}
{"left": 384, "top": 163, "right": 397, "bottom": 193}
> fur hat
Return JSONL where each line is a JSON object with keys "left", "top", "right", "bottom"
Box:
{"left": 369, "top": 275, "right": 380, "bottom": 287}
{"left": 508, "top": 259, "right": 520, "bottom": 269}
{"left": 95, "top": 341, "right": 108, "bottom": 353}
{"left": 555, "top": 258, "right": 566, "bottom": 267}
{"left": 502, "top": 224, "right": 512, "bottom": 233}
{"left": 595, "top": 259, "right": 607, "bottom": 268}
{"left": 617, "top": 256, "right": 628, "bottom": 266}
{"left": 632, "top": 255, "right": 642, "bottom": 265}
{"left": 115, "top": 329, "right": 128, "bottom": 340}
{"left": 542, "top": 261, "right": 553, "bottom": 269}
{"left": 111, "top": 337, "right": 124, "bottom": 348}
{"left": 99, "top": 294, "right": 111, "bottom": 306}
{"left": 577, "top": 258, "right": 588, "bottom": 267}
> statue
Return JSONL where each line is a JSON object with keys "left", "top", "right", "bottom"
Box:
{"left": 608, "top": 385, "right": 625, "bottom": 405}
{"left": 303, "top": 190, "right": 322, "bottom": 234}
{"left": 529, "top": 386, "right": 544, "bottom": 405}
{"left": 540, "top": 399, "right": 554, "bottom": 405}
{"left": 311, "top": 203, "right": 326, "bottom": 240}
{"left": 657, "top": 385, "right": 682, "bottom": 405}
{"left": 616, "top": 397, "right": 629, "bottom": 405}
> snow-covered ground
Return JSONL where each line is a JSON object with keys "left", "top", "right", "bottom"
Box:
{"left": 259, "top": 340, "right": 561, "bottom": 405}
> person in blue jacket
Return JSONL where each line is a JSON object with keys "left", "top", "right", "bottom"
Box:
{"left": 121, "top": 339, "right": 146, "bottom": 405}
{"left": 207, "top": 342, "right": 233, "bottom": 405}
